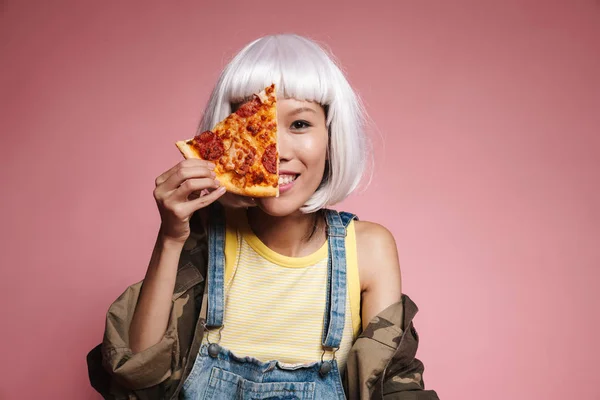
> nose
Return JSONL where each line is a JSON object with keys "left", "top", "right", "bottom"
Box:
{"left": 277, "top": 129, "right": 292, "bottom": 163}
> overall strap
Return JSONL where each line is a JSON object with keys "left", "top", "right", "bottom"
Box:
{"left": 204, "top": 205, "right": 358, "bottom": 339}
{"left": 322, "top": 210, "right": 357, "bottom": 349}
{"left": 205, "top": 202, "right": 226, "bottom": 328}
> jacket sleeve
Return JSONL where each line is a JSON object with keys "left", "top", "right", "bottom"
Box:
{"left": 377, "top": 325, "right": 439, "bottom": 399}
{"left": 377, "top": 295, "right": 439, "bottom": 400}
{"left": 86, "top": 279, "right": 180, "bottom": 399}
{"left": 85, "top": 281, "right": 177, "bottom": 400}
{"left": 101, "top": 281, "right": 179, "bottom": 389}
{"left": 87, "top": 217, "right": 208, "bottom": 399}
{"left": 344, "top": 295, "right": 440, "bottom": 400}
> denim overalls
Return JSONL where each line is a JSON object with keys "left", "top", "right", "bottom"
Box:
{"left": 181, "top": 207, "right": 356, "bottom": 399}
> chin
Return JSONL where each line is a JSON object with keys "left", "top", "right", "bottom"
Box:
{"left": 255, "top": 196, "right": 307, "bottom": 217}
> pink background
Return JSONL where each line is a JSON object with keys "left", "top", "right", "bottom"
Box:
{"left": 1, "top": 1, "right": 599, "bottom": 399}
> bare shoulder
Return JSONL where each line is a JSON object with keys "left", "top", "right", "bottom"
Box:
{"left": 354, "top": 220, "right": 397, "bottom": 252}
{"left": 354, "top": 220, "right": 403, "bottom": 326}
{"left": 354, "top": 220, "right": 402, "bottom": 288}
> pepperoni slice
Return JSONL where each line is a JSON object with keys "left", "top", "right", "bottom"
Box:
{"left": 196, "top": 130, "right": 215, "bottom": 143}
{"left": 194, "top": 138, "right": 225, "bottom": 161}
{"left": 200, "top": 139, "right": 225, "bottom": 161}
{"left": 235, "top": 97, "right": 261, "bottom": 118}
{"left": 261, "top": 144, "right": 278, "bottom": 174}
{"left": 192, "top": 130, "right": 224, "bottom": 161}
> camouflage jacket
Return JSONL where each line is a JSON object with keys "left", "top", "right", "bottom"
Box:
{"left": 87, "top": 214, "right": 439, "bottom": 399}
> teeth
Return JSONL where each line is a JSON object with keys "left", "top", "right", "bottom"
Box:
{"left": 278, "top": 174, "right": 297, "bottom": 185}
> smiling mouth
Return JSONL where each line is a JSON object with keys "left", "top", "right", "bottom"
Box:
{"left": 278, "top": 174, "right": 298, "bottom": 186}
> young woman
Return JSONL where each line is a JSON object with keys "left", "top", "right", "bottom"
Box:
{"left": 88, "top": 34, "right": 437, "bottom": 400}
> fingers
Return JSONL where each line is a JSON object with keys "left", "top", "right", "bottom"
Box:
{"left": 179, "top": 186, "right": 227, "bottom": 215}
{"left": 154, "top": 160, "right": 257, "bottom": 214}
{"left": 173, "top": 178, "right": 220, "bottom": 201}
{"left": 155, "top": 163, "right": 216, "bottom": 200}
{"left": 155, "top": 159, "right": 215, "bottom": 189}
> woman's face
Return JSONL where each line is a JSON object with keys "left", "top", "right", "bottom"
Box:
{"left": 256, "top": 98, "right": 328, "bottom": 216}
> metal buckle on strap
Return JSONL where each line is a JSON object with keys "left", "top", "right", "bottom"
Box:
{"left": 321, "top": 347, "right": 338, "bottom": 362}
{"left": 204, "top": 323, "right": 224, "bottom": 344}
{"left": 319, "top": 347, "right": 338, "bottom": 377}
{"left": 204, "top": 324, "right": 225, "bottom": 358}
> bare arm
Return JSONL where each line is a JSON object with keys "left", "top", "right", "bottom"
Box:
{"left": 129, "top": 159, "right": 225, "bottom": 354}
{"left": 356, "top": 221, "right": 403, "bottom": 330}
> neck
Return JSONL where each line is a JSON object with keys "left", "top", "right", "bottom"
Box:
{"left": 246, "top": 208, "right": 325, "bottom": 258}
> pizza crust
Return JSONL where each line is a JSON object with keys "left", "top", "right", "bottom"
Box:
{"left": 175, "top": 140, "right": 197, "bottom": 159}
{"left": 217, "top": 172, "right": 278, "bottom": 198}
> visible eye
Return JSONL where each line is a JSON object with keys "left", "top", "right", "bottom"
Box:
{"left": 290, "top": 120, "right": 312, "bottom": 131}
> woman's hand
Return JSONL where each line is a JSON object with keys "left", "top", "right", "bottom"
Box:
{"left": 153, "top": 159, "right": 226, "bottom": 243}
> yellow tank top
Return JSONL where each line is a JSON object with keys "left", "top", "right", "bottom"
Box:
{"left": 203, "top": 209, "right": 361, "bottom": 373}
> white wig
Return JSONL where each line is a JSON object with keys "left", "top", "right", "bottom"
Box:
{"left": 198, "top": 34, "right": 370, "bottom": 213}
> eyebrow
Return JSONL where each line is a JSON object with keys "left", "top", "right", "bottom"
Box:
{"left": 289, "top": 107, "right": 318, "bottom": 116}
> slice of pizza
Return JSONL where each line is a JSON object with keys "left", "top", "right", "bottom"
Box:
{"left": 175, "top": 84, "right": 279, "bottom": 197}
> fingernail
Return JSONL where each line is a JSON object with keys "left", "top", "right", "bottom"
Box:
{"left": 218, "top": 186, "right": 226, "bottom": 193}
{"left": 210, "top": 171, "right": 216, "bottom": 178}
{"left": 214, "top": 179, "right": 220, "bottom": 186}
{"left": 207, "top": 163, "right": 216, "bottom": 170}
